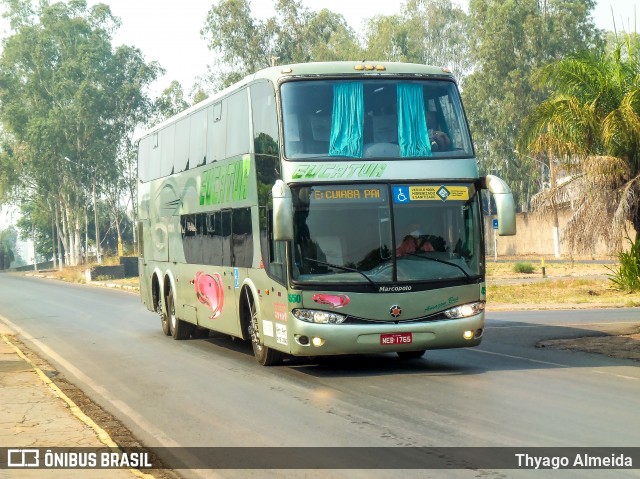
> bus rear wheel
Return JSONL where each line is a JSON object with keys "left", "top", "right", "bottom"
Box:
{"left": 158, "top": 297, "right": 171, "bottom": 336}
{"left": 397, "top": 350, "right": 426, "bottom": 360}
{"left": 168, "top": 289, "right": 194, "bottom": 340}
{"left": 244, "top": 291, "right": 282, "bottom": 366}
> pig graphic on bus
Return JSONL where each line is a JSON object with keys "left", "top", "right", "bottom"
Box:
{"left": 194, "top": 271, "right": 224, "bottom": 319}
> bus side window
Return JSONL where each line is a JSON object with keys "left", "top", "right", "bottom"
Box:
{"left": 226, "top": 89, "right": 250, "bottom": 159}
{"left": 250, "top": 81, "right": 279, "bottom": 158}
{"left": 202, "top": 212, "right": 222, "bottom": 266}
{"left": 259, "top": 205, "right": 285, "bottom": 284}
{"left": 181, "top": 214, "right": 203, "bottom": 264}
{"left": 221, "top": 210, "right": 232, "bottom": 267}
{"left": 232, "top": 207, "right": 253, "bottom": 268}
{"left": 159, "top": 124, "right": 175, "bottom": 176}
{"left": 209, "top": 101, "right": 225, "bottom": 163}
{"left": 175, "top": 117, "right": 190, "bottom": 173}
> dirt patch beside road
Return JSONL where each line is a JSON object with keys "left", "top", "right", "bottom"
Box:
{"left": 538, "top": 324, "right": 640, "bottom": 362}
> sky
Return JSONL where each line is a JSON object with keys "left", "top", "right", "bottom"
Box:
{"left": 84, "top": 0, "right": 640, "bottom": 96}
{"left": 0, "top": 0, "right": 636, "bottom": 97}
{"left": 0, "top": 0, "right": 638, "bottom": 236}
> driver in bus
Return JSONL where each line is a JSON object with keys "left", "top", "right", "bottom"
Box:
{"left": 396, "top": 223, "right": 435, "bottom": 256}
{"left": 427, "top": 111, "right": 451, "bottom": 151}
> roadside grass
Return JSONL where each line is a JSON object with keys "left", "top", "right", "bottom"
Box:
{"left": 488, "top": 278, "right": 640, "bottom": 307}
{"left": 36, "top": 257, "right": 139, "bottom": 288}
{"left": 513, "top": 262, "right": 535, "bottom": 274}
{"left": 486, "top": 260, "right": 613, "bottom": 279}
{"left": 50, "top": 264, "right": 86, "bottom": 283}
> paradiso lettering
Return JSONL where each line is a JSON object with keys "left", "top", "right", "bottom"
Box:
{"left": 292, "top": 163, "right": 387, "bottom": 180}
{"left": 199, "top": 157, "right": 250, "bottom": 206}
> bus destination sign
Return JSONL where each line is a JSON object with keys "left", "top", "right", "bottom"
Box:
{"left": 311, "top": 186, "right": 385, "bottom": 203}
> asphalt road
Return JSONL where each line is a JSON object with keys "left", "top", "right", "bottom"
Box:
{"left": 0, "top": 273, "right": 638, "bottom": 479}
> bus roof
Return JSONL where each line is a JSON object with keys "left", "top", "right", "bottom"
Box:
{"left": 252, "top": 61, "right": 455, "bottom": 82}
{"left": 137, "top": 61, "right": 455, "bottom": 141}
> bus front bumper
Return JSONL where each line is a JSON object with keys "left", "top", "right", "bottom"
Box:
{"left": 286, "top": 313, "right": 484, "bottom": 356}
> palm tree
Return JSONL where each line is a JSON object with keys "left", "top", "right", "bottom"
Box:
{"left": 517, "top": 34, "right": 640, "bottom": 254}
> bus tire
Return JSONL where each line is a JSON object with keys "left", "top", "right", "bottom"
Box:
{"left": 168, "top": 289, "right": 194, "bottom": 340}
{"left": 244, "top": 291, "right": 282, "bottom": 366}
{"left": 397, "top": 350, "right": 426, "bottom": 360}
{"left": 158, "top": 298, "right": 171, "bottom": 336}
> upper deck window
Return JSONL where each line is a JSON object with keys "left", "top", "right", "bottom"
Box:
{"left": 281, "top": 79, "right": 473, "bottom": 160}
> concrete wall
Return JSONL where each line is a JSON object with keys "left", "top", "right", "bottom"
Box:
{"left": 483, "top": 209, "right": 631, "bottom": 257}
{"left": 12, "top": 261, "right": 54, "bottom": 272}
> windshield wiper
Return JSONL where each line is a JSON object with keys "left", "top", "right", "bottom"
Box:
{"left": 403, "top": 253, "right": 472, "bottom": 280}
{"left": 303, "top": 257, "right": 378, "bottom": 289}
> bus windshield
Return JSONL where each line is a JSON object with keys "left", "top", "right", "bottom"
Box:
{"left": 291, "top": 184, "right": 482, "bottom": 287}
{"left": 281, "top": 79, "right": 473, "bottom": 159}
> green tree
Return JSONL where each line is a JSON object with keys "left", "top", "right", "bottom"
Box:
{"left": 149, "top": 80, "right": 190, "bottom": 126}
{"left": 0, "top": 0, "right": 159, "bottom": 265}
{"left": 363, "top": 0, "right": 472, "bottom": 81}
{"left": 201, "top": 0, "right": 361, "bottom": 89}
{"left": 110, "top": 45, "right": 161, "bottom": 255}
{"left": 518, "top": 35, "right": 640, "bottom": 253}
{"left": 464, "top": 0, "right": 601, "bottom": 211}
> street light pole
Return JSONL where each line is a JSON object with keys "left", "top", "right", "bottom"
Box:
{"left": 93, "top": 175, "right": 101, "bottom": 264}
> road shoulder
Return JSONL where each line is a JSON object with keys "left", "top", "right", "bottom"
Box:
{"left": 0, "top": 318, "right": 178, "bottom": 479}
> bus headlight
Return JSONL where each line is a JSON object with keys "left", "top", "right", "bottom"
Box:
{"left": 293, "top": 309, "right": 347, "bottom": 324}
{"left": 443, "top": 302, "right": 485, "bottom": 319}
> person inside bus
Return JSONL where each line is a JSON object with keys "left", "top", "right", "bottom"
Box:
{"left": 426, "top": 111, "right": 451, "bottom": 151}
{"left": 396, "top": 223, "right": 435, "bottom": 257}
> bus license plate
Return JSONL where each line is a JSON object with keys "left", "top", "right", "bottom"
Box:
{"left": 380, "top": 332, "right": 412, "bottom": 345}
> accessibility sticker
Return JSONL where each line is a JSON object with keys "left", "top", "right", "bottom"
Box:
{"left": 393, "top": 185, "right": 469, "bottom": 202}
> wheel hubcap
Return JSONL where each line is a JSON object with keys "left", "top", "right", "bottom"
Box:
{"left": 249, "top": 308, "right": 262, "bottom": 351}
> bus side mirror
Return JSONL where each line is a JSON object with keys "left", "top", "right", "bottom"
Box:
{"left": 272, "top": 180, "right": 294, "bottom": 241}
{"left": 481, "top": 175, "right": 516, "bottom": 236}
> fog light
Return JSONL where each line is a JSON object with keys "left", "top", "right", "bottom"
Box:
{"left": 297, "top": 335, "right": 309, "bottom": 346}
{"left": 463, "top": 330, "right": 474, "bottom": 340}
{"left": 312, "top": 337, "right": 325, "bottom": 347}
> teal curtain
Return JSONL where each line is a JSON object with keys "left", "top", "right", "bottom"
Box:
{"left": 397, "top": 83, "right": 432, "bottom": 157}
{"left": 329, "top": 82, "right": 363, "bottom": 158}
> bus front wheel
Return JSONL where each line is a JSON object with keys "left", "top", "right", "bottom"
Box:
{"left": 244, "top": 291, "right": 282, "bottom": 366}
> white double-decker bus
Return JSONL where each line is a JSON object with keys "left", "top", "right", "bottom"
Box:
{"left": 137, "top": 62, "right": 515, "bottom": 365}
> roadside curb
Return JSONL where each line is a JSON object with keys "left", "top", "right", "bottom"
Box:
{"left": 0, "top": 320, "right": 154, "bottom": 479}
{"left": 22, "top": 272, "right": 140, "bottom": 293}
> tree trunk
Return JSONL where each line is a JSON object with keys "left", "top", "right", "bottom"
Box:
{"left": 51, "top": 208, "right": 57, "bottom": 269}
{"left": 55, "top": 201, "right": 65, "bottom": 269}
{"left": 65, "top": 205, "right": 76, "bottom": 266}
{"left": 74, "top": 217, "right": 82, "bottom": 265}
{"left": 60, "top": 201, "right": 69, "bottom": 266}
{"left": 84, "top": 204, "right": 89, "bottom": 264}
{"left": 115, "top": 213, "right": 124, "bottom": 257}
